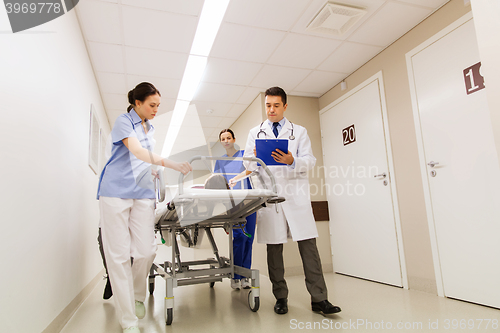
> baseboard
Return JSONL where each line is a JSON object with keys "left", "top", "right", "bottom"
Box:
{"left": 41, "top": 269, "right": 105, "bottom": 333}
{"left": 408, "top": 275, "right": 438, "bottom": 294}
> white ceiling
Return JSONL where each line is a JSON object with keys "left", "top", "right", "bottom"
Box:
{"left": 75, "top": 0, "right": 450, "bottom": 151}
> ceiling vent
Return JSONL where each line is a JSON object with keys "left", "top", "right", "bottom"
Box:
{"left": 306, "top": 2, "right": 367, "bottom": 36}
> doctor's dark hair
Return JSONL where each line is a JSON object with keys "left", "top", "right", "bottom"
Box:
{"left": 219, "top": 128, "right": 235, "bottom": 141}
{"left": 127, "top": 82, "right": 161, "bottom": 112}
{"left": 265, "top": 86, "right": 287, "bottom": 105}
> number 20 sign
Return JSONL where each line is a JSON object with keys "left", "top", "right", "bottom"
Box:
{"left": 342, "top": 124, "right": 356, "bottom": 146}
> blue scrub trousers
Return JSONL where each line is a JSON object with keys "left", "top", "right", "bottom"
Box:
{"left": 233, "top": 212, "right": 256, "bottom": 280}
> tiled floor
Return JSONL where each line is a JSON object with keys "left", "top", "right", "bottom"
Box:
{"left": 60, "top": 247, "right": 500, "bottom": 333}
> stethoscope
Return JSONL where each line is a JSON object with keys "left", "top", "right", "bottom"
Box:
{"left": 257, "top": 121, "right": 295, "bottom": 140}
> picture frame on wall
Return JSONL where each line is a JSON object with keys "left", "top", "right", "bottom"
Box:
{"left": 89, "top": 104, "right": 100, "bottom": 175}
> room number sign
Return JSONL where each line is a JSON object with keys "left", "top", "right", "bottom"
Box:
{"left": 463, "top": 62, "right": 485, "bottom": 95}
{"left": 342, "top": 124, "right": 356, "bottom": 146}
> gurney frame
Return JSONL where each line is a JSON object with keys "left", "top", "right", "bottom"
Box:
{"left": 148, "top": 156, "right": 282, "bottom": 325}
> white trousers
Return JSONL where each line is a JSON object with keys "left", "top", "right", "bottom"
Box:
{"left": 99, "top": 197, "right": 157, "bottom": 329}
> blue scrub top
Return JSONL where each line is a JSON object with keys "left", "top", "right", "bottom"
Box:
{"left": 97, "top": 109, "right": 156, "bottom": 199}
{"left": 214, "top": 150, "right": 251, "bottom": 190}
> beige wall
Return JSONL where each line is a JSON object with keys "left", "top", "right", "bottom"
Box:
{"left": 319, "top": 0, "right": 472, "bottom": 293}
{"left": 231, "top": 92, "right": 332, "bottom": 278}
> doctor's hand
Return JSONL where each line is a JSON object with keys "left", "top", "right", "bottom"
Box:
{"left": 253, "top": 146, "right": 256, "bottom": 156}
{"left": 272, "top": 149, "right": 294, "bottom": 165}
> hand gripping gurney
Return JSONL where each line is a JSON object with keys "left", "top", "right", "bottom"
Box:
{"left": 149, "top": 156, "right": 284, "bottom": 325}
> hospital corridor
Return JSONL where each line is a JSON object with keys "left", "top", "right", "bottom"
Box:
{"left": 1, "top": 0, "right": 500, "bottom": 332}
{"left": 59, "top": 246, "right": 500, "bottom": 333}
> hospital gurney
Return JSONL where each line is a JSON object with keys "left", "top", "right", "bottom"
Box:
{"left": 149, "top": 156, "right": 284, "bottom": 325}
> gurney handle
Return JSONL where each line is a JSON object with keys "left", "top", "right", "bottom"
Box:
{"left": 178, "top": 156, "right": 277, "bottom": 195}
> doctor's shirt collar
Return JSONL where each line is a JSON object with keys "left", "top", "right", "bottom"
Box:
{"left": 266, "top": 117, "right": 286, "bottom": 128}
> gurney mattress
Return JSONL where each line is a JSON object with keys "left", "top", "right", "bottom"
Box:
{"left": 156, "top": 188, "right": 276, "bottom": 227}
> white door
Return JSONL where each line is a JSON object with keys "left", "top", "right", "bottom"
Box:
{"left": 320, "top": 74, "right": 404, "bottom": 287}
{"left": 408, "top": 17, "right": 500, "bottom": 308}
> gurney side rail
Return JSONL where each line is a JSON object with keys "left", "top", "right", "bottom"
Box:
{"left": 178, "top": 156, "right": 277, "bottom": 195}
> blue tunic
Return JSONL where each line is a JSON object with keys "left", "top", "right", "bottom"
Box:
{"left": 97, "top": 110, "right": 156, "bottom": 199}
{"left": 213, "top": 150, "right": 251, "bottom": 190}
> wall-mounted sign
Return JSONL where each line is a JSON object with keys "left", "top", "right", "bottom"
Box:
{"left": 463, "top": 62, "right": 485, "bottom": 95}
{"left": 342, "top": 124, "right": 356, "bottom": 146}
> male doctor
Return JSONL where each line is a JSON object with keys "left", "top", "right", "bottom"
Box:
{"left": 243, "top": 87, "right": 341, "bottom": 315}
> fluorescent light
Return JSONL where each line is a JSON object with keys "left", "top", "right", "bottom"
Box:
{"left": 162, "top": 0, "right": 229, "bottom": 157}
{"left": 161, "top": 100, "right": 190, "bottom": 157}
{"left": 190, "top": 0, "right": 230, "bottom": 57}
{"left": 177, "top": 55, "right": 208, "bottom": 101}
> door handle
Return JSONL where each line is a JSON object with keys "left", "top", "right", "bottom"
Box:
{"left": 373, "top": 172, "right": 387, "bottom": 179}
{"left": 427, "top": 161, "right": 439, "bottom": 168}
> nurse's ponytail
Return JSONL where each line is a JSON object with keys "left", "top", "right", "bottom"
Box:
{"left": 127, "top": 82, "right": 161, "bottom": 112}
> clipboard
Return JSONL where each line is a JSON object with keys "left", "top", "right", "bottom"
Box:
{"left": 255, "top": 138, "right": 289, "bottom": 166}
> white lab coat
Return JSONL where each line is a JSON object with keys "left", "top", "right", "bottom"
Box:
{"left": 243, "top": 118, "right": 318, "bottom": 244}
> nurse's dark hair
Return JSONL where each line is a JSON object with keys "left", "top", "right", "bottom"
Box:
{"left": 219, "top": 128, "right": 235, "bottom": 140}
{"left": 265, "top": 86, "right": 287, "bottom": 105}
{"left": 127, "top": 82, "right": 161, "bottom": 112}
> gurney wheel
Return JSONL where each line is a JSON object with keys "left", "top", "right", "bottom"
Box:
{"left": 149, "top": 282, "right": 155, "bottom": 295}
{"left": 209, "top": 282, "right": 215, "bottom": 288}
{"left": 166, "top": 308, "right": 173, "bottom": 325}
{"left": 248, "top": 291, "right": 260, "bottom": 312}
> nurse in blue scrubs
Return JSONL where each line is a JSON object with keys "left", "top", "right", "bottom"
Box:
{"left": 98, "top": 82, "right": 192, "bottom": 333}
{"left": 214, "top": 129, "right": 256, "bottom": 290}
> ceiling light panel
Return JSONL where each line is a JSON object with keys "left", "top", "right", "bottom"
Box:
{"left": 190, "top": 0, "right": 230, "bottom": 56}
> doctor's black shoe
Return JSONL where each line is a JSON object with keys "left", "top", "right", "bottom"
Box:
{"left": 311, "top": 300, "right": 341, "bottom": 314}
{"left": 103, "top": 277, "right": 113, "bottom": 300}
{"left": 274, "top": 298, "right": 288, "bottom": 314}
